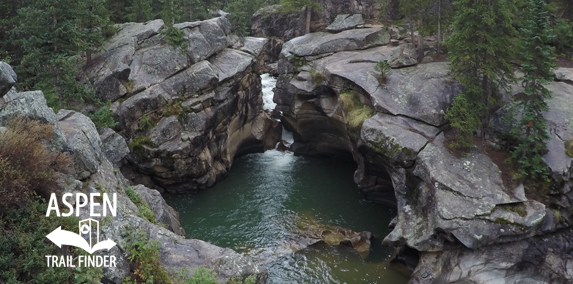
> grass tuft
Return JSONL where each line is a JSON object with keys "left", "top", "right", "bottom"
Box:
{"left": 339, "top": 91, "right": 374, "bottom": 131}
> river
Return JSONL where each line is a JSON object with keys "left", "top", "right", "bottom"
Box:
{"left": 164, "top": 75, "right": 408, "bottom": 284}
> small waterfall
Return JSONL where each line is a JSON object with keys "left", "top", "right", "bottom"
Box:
{"left": 261, "top": 73, "right": 277, "bottom": 110}
{"left": 281, "top": 126, "right": 294, "bottom": 145}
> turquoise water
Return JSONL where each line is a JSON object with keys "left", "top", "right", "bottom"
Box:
{"left": 165, "top": 150, "right": 408, "bottom": 283}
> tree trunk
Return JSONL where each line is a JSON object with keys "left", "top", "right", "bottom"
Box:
{"left": 437, "top": 0, "right": 441, "bottom": 54}
{"left": 305, "top": 6, "right": 311, "bottom": 35}
{"left": 86, "top": 49, "right": 92, "bottom": 66}
{"left": 418, "top": 19, "right": 424, "bottom": 62}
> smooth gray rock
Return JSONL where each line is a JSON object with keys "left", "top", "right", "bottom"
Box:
{"left": 105, "top": 20, "right": 164, "bottom": 51}
{"left": 128, "top": 44, "right": 189, "bottom": 92}
{"left": 384, "top": 134, "right": 546, "bottom": 251}
{"left": 209, "top": 49, "right": 253, "bottom": 82}
{"left": 149, "top": 116, "right": 183, "bottom": 146}
{"left": 239, "top": 37, "right": 269, "bottom": 57}
{"left": 314, "top": 43, "right": 418, "bottom": 69}
{"left": 182, "top": 17, "right": 232, "bottom": 64}
{"left": 98, "top": 128, "right": 130, "bottom": 167}
{"left": 326, "top": 14, "right": 365, "bottom": 32}
{"left": 328, "top": 62, "right": 460, "bottom": 126}
{"left": 133, "top": 184, "right": 186, "bottom": 236}
{"left": 58, "top": 111, "right": 104, "bottom": 180}
{"left": 554, "top": 67, "right": 573, "bottom": 84}
{"left": 281, "top": 28, "right": 391, "bottom": 57}
{"left": 0, "top": 91, "right": 66, "bottom": 149}
{"left": 100, "top": 214, "right": 267, "bottom": 284}
{"left": 361, "top": 113, "right": 440, "bottom": 168}
{"left": 0, "top": 62, "right": 17, "bottom": 97}
{"left": 410, "top": 229, "right": 573, "bottom": 284}
{"left": 160, "top": 60, "right": 219, "bottom": 97}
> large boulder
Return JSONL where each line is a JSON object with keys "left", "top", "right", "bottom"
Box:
{"left": 0, "top": 90, "right": 66, "bottom": 149}
{"left": 410, "top": 229, "right": 573, "bottom": 284}
{"left": 133, "top": 184, "right": 186, "bottom": 236}
{"left": 0, "top": 61, "right": 16, "bottom": 97}
{"left": 83, "top": 17, "right": 279, "bottom": 192}
{"left": 361, "top": 113, "right": 440, "bottom": 168}
{"left": 326, "top": 14, "right": 365, "bottom": 32}
{"left": 384, "top": 134, "right": 548, "bottom": 251}
{"left": 99, "top": 128, "right": 130, "bottom": 167}
{"left": 100, "top": 214, "right": 267, "bottom": 284}
{"left": 281, "top": 28, "right": 390, "bottom": 57}
{"left": 58, "top": 110, "right": 105, "bottom": 180}
{"left": 326, "top": 61, "right": 460, "bottom": 126}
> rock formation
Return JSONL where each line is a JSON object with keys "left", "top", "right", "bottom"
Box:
{"left": 273, "top": 18, "right": 573, "bottom": 283}
{"left": 251, "top": 0, "right": 383, "bottom": 42}
{"left": 83, "top": 15, "right": 279, "bottom": 193}
{"left": 0, "top": 61, "right": 268, "bottom": 283}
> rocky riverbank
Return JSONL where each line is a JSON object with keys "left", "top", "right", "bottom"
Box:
{"left": 0, "top": 13, "right": 272, "bottom": 282}
{"left": 271, "top": 14, "right": 573, "bottom": 283}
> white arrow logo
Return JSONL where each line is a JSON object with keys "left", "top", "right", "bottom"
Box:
{"left": 46, "top": 226, "right": 116, "bottom": 254}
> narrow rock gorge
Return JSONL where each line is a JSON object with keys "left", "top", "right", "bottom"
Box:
{"left": 1, "top": 2, "right": 572, "bottom": 283}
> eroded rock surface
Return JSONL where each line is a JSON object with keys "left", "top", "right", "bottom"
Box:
{"left": 84, "top": 15, "right": 279, "bottom": 192}
{"left": 274, "top": 18, "right": 573, "bottom": 284}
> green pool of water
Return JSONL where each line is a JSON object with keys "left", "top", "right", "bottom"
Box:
{"left": 165, "top": 150, "right": 408, "bottom": 284}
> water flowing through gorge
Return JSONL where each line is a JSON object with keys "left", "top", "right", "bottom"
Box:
{"left": 164, "top": 75, "right": 408, "bottom": 283}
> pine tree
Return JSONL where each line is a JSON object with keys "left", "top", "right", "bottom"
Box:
{"left": 127, "top": 0, "right": 153, "bottom": 22}
{"left": 77, "top": 0, "right": 111, "bottom": 65}
{"left": 12, "top": 0, "right": 92, "bottom": 108}
{"left": 510, "top": 0, "right": 556, "bottom": 180}
{"left": 444, "top": 0, "right": 517, "bottom": 153}
{"left": 399, "top": 0, "right": 432, "bottom": 61}
{"left": 160, "top": 0, "right": 179, "bottom": 25}
{"left": 225, "top": 0, "right": 266, "bottom": 36}
{"left": 280, "top": 0, "right": 322, "bottom": 34}
{"left": 179, "top": 0, "right": 211, "bottom": 21}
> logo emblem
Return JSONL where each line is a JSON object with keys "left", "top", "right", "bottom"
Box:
{"left": 46, "top": 218, "right": 116, "bottom": 254}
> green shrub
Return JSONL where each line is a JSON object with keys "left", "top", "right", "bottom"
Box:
{"left": 291, "top": 55, "right": 306, "bottom": 69}
{"left": 172, "top": 266, "right": 256, "bottom": 284}
{"left": 128, "top": 135, "right": 153, "bottom": 159}
{"left": 74, "top": 267, "right": 104, "bottom": 284}
{"left": 445, "top": 93, "right": 481, "bottom": 155}
{"left": 565, "top": 138, "right": 573, "bottom": 158}
{"left": 374, "top": 60, "right": 392, "bottom": 77}
{"left": 139, "top": 114, "right": 154, "bottom": 130}
{"left": 552, "top": 18, "right": 573, "bottom": 55}
{"left": 88, "top": 101, "right": 118, "bottom": 129}
{"left": 309, "top": 67, "right": 326, "bottom": 86}
{"left": 122, "top": 230, "right": 169, "bottom": 284}
{"left": 161, "top": 26, "right": 188, "bottom": 50}
{"left": 125, "top": 187, "right": 157, "bottom": 224}
{"left": 0, "top": 117, "right": 70, "bottom": 206}
{"left": 162, "top": 99, "right": 184, "bottom": 117}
